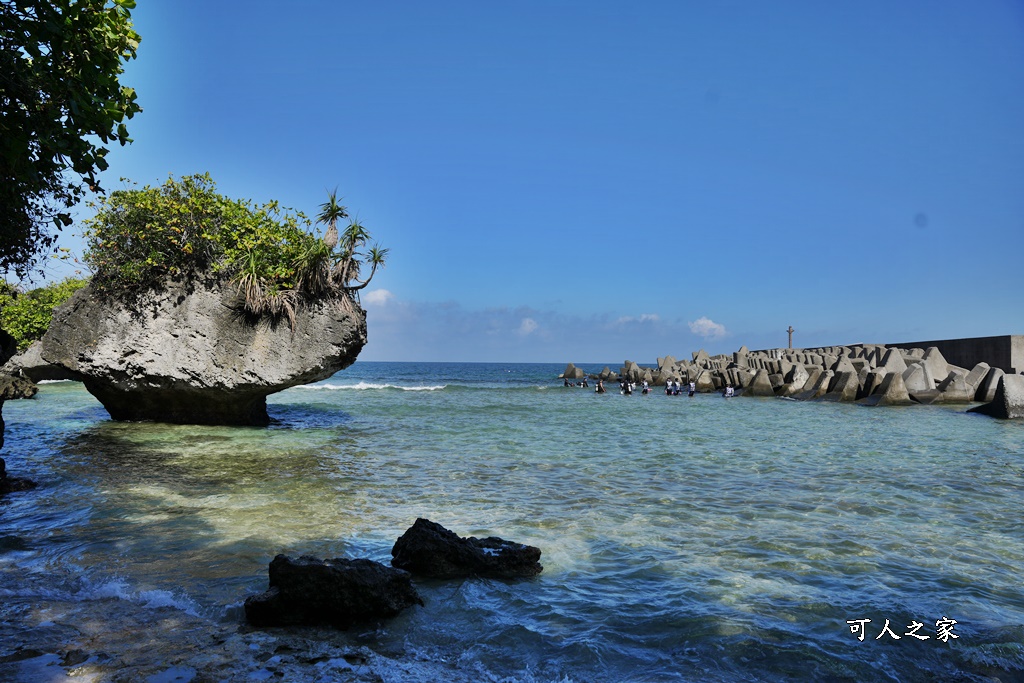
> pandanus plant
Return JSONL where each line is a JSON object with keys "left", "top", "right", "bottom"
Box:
{"left": 315, "top": 193, "right": 388, "bottom": 289}
{"left": 239, "top": 187, "right": 388, "bottom": 327}
{"left": 316, "top": 188, "right": 347, "bottom": 250}
{"left": 346, "top": 244, "right": 389, "bottom": 292}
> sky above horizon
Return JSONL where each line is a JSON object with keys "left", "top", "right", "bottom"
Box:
{"left": 37, "top": 1, "right": 1024, "bottom": 362}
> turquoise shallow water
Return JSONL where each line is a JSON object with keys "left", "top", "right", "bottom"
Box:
{"left": 1, "top": 361, "right": 1023, "bottom": 682}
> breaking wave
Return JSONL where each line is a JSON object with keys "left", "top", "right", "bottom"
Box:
{"left": 295, "top": 382, "right": 447, "bottom": 392}
{"left": 0, "top": 575, "right": 203, "bottom": 617}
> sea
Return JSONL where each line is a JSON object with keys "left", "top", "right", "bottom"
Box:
{"left": 1, "top": 361, "right": 1022, "bottom": 682}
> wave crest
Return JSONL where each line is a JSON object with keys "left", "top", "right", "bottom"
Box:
{"left": 296, "top": 382, "right": 447, "bottom": 392}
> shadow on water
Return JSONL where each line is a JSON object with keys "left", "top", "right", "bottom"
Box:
{"left": 40, "top": 413, "right": 391, "bottom": 583}
{"left": 267, "top": 401, "right": 355, "bottom": 430}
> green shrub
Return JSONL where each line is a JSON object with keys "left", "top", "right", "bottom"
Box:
{"left": 0, "top": 278, "right": 89, "bottom": 350}
{"left": 85, "top": 174, "right": 306, "bottom": 292}
{"left": 83, "top": 174, "right": 387, "bottom": 326}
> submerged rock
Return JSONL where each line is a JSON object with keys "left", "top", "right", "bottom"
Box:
{"left": 391, "top": 518, "right": 543, "bottom": 579}
{"left": 38, "top": 277, "right": 367, "bottom": 426}
{"left": 244, "top": 554, "right": 422, "bottom": 629}
{"left": 0, "top": 457, "right": 37, "bottom": 495}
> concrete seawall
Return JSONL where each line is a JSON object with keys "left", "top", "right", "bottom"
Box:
{"left": 882, "top": 335, "right": 1023, "bottom": 374}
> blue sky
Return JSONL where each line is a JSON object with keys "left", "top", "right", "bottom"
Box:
{"left": 45, "top": 1, "right": 1024, "bottom": 362}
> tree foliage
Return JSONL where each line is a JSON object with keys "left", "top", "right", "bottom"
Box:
{"left": 0, "top": 0, "right": 141, "bottom": 278}
{"left": 84, "top": 174, "right": 387, "bottom": 327}
{"left": 0, "top": 277, "right": 87, "bottom": 350}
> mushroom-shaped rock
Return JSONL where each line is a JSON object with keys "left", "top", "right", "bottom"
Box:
{"left": 244, "top": 554, "right": 422, "bottom": 629}
{"left": 391, "top": 518, "right": 543, "bottom": 579}
{"left": 38, "top": 278, "right": 367, "bottom": 425}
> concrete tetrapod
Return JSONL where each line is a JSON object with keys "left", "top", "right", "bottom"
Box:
{"left": 969, "top": 375, "right": 1024, "bottom": 419}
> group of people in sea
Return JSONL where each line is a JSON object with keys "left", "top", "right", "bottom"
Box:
{"left": 576, "top": 378, "right": 736, "bottom": 398}
{"left": 664, "top": 380, "right": 696, "bottom": 397}
{"left": 590, "top": 379, "right": 698, "bottom": 396}
{"left": 563, "top": 378, "right": 590, "bottom": 388}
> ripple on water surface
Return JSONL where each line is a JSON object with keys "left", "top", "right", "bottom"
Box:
{"left": 1, "top": 369, "right": 1023, "bottom": 681}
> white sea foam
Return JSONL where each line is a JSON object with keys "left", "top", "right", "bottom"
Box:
{"left": 37, "top": 379, "right": 73, "bottom": 384}
{"left": 296, "top": 382, "right": 446, "bottom": 392}
{"left": 1, "top": 576, "right": 200, "bottom": 616}
{"left": 75, "top": 577, "right": 202, "bottom": 616}
{"left": 137, "top": 588, "right": 202, "bottom": 615}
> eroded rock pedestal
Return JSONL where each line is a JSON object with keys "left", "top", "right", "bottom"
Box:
{"left": 38, "top": 278, "right": 367, "bottom": 425}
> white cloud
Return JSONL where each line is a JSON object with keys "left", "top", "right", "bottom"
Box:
{"left": 615, "top": 313, "right": 660, "bottom": 325}
{"left": 364, "top": 289, "right": 394, "bottom": 306}
{"left": 688, "top": 316, "right": 727, "bottom": 339}
{"left": 518, "top": 317, "right": 539, "bottom": 336}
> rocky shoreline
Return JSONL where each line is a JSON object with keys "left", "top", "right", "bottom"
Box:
{"left": 245, "top": 519, "right": 542, "bottom": 629}
{"left": 561, "top": 341, "right": 1024, "bottom": 418}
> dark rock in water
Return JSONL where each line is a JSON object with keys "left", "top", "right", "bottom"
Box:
{"left": 244, "top": 554, "right": 422, "bottom": 629}
{"left": 391, "top": 518, "right": 543, "bottom": 579}
{"left": 0, "top": 374, "right": 38, "bottom": 400}
{"left": 38, "top": 277, "right": 366, "bottom": 426}
{"left": 0, "top": 457, "right": 38, "bottom": 494}
{"left": 0, "top": 534, "right": 31, "bottom": 551}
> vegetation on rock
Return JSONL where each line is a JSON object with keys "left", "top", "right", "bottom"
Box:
{"left": 0, "top": 278, "right": 88, "bottom": 350}
{"left": 84, "top": 174, "right": 386, "bottom": 327}
{"left": 0, "top": 0, "right": 141, "bottom": 278}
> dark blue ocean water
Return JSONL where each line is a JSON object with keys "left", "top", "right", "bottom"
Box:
{"left": 1, "top": 361, "right": 1023, "bottom": 681}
